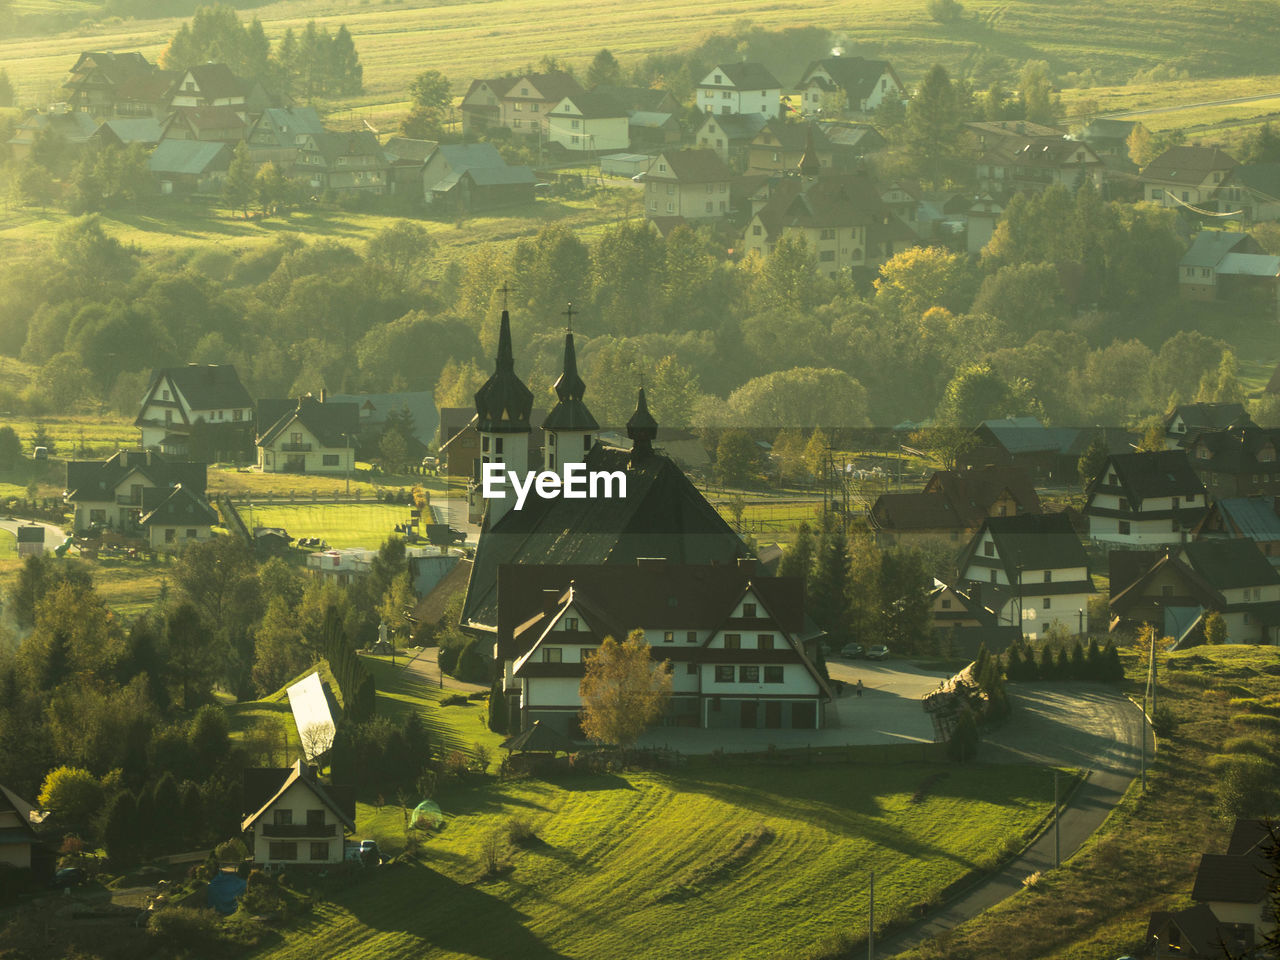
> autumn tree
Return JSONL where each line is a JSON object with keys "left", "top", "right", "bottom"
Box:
{"left": 402, "top": 69, "right": 452, "bottom": 139}
{"left": 1203, "top": 610, "right": 1228, "bottom": 645}
{"left": 579, "top": 630, "right": 672, "bottom": 749}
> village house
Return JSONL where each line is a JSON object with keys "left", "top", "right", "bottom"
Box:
{"left": 1191, "top": 820, "right": 1277, "bottom": 938}
{"left": 148, "top": 139, "right": 232, "bottom": 195}
{"left": 135, "top": 363, "right": 255, "bottom": 458}
{"left": 381, "top": 136, "right": 437, "bottom": 200}
{"left": 870, "top": 466, "right": 1041, "bottom": 548}
{"left": 693, "top": 113, "right": 768, "bottom": 171}
{"left": 89, "top": 116, "right": 165, "bottom": 149}
{"left": 16, "top": 526, "right": 45, "bottom": 558}
{"left": 460, "top": 77, "right": 516, "bottom": 137}
{"left": 956, "top": 513, "right": 1094, "bottom": 640}
{"left": 64, "top": 450, "right": 213, "bottom": 545}
{"left": 1187, "top": 424, "right": 1280, "bottom": 498}
{"left": 1140, "top": 145, "right": 1238, "bottom": 209}
{"left": 1073, "top": 118, "right": 1146, "bottom": 160}
{"left": 958, "top": 417, "right": 1100, "bottom": 481}
{"left": 256, "top": 393, "right": 359, "bottom": 475}
{"left": 1194, "top": 496, "right": 1280, "bottom": 563}
{"left": 245, "top": 106, "right": 326, "bottom": 167}
{"left": 1084, "top": 450, "right": 1208, "bottom": 546}
{"left": 740, "top": 150, "right": 917, "bottom": 277}
{"left": 745, "top": 120, "right": 854, "bottom": 175}
{"left": 421, "top": 142, "right": 536, "bottom": 212}
{"left": 794, "top": 57, "right": 903, "bottom": 116}
{"left": 60, "top": 51, "right": 156, "bottom": 117}
{"left": 437, "top": 406, "right": 546, "bottom": 491}
{"left": 168, "top": 63, "right": 267, "bottom": 115}
{"left": 1110, "top": 541, "right": 1280, "bottom": 643}
{"left": 0, "top": 783, "right": 42, "bottom": 875}
{"left": 966, "top": 120, "right": 1103, "bottom": 197}
{"left": 112, "top": 69, "right": 181, "bottom": 120}
{"left": 327, "top": 390, "right": 438, "bottom": 462}
{"left": 1164, "top": 401, "right": 1252, "bottom": 449}
{"left": 1177, "top": 231, "right": 1280, "bottom": 307}
{"left": 696, "top": 63, "right": 782, "bottom": 118}
{"left": 241, "top": 760, "right": 356, "bottom": 867}
{"left": 966, "top": 194, "right": 1004, "bottom": 255}
{"left": 498, "top": 71, "right": 585, "bottom": 139}
{"left": 546, "top": 91, "right": 630, "bottom": 154}
{"left": 1145, "top": 903, "right": 1256, "bottom": 959}
{"left": 295, "top": 130, "right": 389, "bottom": 195}
{"left": 592, "top": 85, "right": 682, "bottom": 150}
{"left": 498, "top": 561, "right": 830, "bottom": 736}
{"left": 639, "top": 149, "right": 733, "bottom": 221}
{"left": 160, "top": 105, "right": 248, "bottom": 143}
{"left": 1212, "top": 162, "right": 1280, "bottom": 223}
{"left": 7, "top": 108, "right": 98, "bottom": 164}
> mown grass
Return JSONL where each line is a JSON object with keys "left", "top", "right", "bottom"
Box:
{"left": 0, "top": 528, "right": 15, "bottom": 557}
{"left": 208, "top": 464, "right": 453, "bottom": 499}
{"left": 235, "top": 503, "right": 409, "bottom": 549}
{"left": 896, "top": 643, "right": 1280, "bottom": 960}
{"left": 249, "top": 760, "right": 1052, "bottom": 960}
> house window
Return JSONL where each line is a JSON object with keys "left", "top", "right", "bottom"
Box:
{"left": 290, "top": 432, "right": 302, "bottom": 445}
{"left": 306, "top": 809, "right": 325, "bottom": 828}
{"left": 1119, "top": 520, "right": 1131, "bottom": 535}
{"left": 233, "top": 409, "right": 243, "bottom": 421}
{"left": 984, "top": 542, "right": 994, "bottom": 557}
{"left": 323, "top": 454, "right": 339, "bottom": 466}
{"left": 758, "top": 634, "right": 774, "bottom": 650}
{"left": 724, "top": 634, "right": 741, "bottom": 649}
{"left": 274, "top": 809, "right": 293, "bottom": 826}
{"left": 1043, "top": 598, "right": 1051, "bottom": 609}
{"left": 571, "top": 119, "right": 579, "bottom": 129}
{"left": 819, "top": 228, "right": 835, "bottom": 240}
{"left": 667, "top": 202, "right": 674, "bottom": 213}
{"left": 309, "top": 842, "right": 330, "bottom": 861}
{"left": 990, "top": 570, "right": 998, "bottom": 583}
{"left": 706, "top": 201, "right": 713, "bottom": 212}
{"left": 89, "top": 509, "right": 106, "bottom": 524}
{"left": 1118, "top": 497, "right": 1129, "bottom": 511}
{"left": 564, "top": 618, "right": 578, "bottom": 631}
{"left": 185, "top": 528, "right": 197, "bottom": 539}
{"left": 740, "top": 665, "right": 760, "bottom": 683}
{"left": 715, "top": 665, "right": 735, "bottom": 683}
{"left": 753, "top": 225, "right": 762, "bottom": 236}
{"left": 666, "top": 185, "right": 674, "bottom": 195}
{"left": 687, "top": 632, "right": 698, "bottom": 643}
{"left": 663, "top": 631, "right": 674, "bottom": 643}
{"left": 531, "top": 104, "right": 539, "bottom": 113}
{"left": 513, "top": 119, "right": 522, "bottom": 128}
{"left": 686, "top": 663, "right": 697, "bottom": 675}
{"left": 165, "top": 528, "right": 176, "bottom": 543}
{"left": 268, "top": 842, "right": 297, "bottom": 861}
{"left": 941, "top": 598, "right": 952, "bottom": 609}
{"left": 1042, "top": 623, "right": 1050, "bottom": 634}
{"left": 742, "top": 603, "right": 757, "bottom": 617}
{"left": 494, "top": 438, "right": 504, "bottom": 454}
{"left": 1044, "top": 571, "right": 1052, "bottom": 583}
{"left": 764, "top": 666, "right": 783, "bottom": 683}
{"left": 1161, "top": 584, "right": 1173, "bottom": 598}
{"left": 543, "top": 647, "right": 562, "bottom": 663}
{"left": 571, "top": 135, "right": 579, "bottom": 144}
{"left": 1172, "top": 496, "right": 1179, "bottom": 509}
{"left": 819, "top": 251, "right": 835, "bottom": 262}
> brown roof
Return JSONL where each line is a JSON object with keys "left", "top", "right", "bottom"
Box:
{"left": 505, "top": 71, "right": 583, "bottom": 103}
{"left": 240, "top": 760, "right": 357, "bottom": 834}
{"left": 170, "top": 105, "right": 246, "bottom": 133}
{"left": 966, "top": 119, "right": 1068, "bottom": 139}
{"left": 183, "top": 63, "right": 248, "bottom": 101}
{"left": 754, "top": 171, "right": 907, "bottom": 237}
{"left": 644, "top": 149, "right": 732, "bottom": 183}
{"left": 702, "top": 62, "right": 781, "bottom": 90}
{"left": 925, "top": 467, "right": 1042, "bottom": 515}
{"left": 1145, "top": 903, "right": 1255, "bottom": 958}
{"left": 1191, "top": 852, "right": 1270, "bottom": 904}
{"left": 1141, "top": 145, "right": 1238, "bottom": 185}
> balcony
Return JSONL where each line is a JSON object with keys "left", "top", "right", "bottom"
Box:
{"left": 280, "top": 442, "right": 313, "bottom": 452}
{"left": 116, "top": 495, "right": 140, "bottom": 506}
{"left": 261, "top": 823, "right": 335, "bottom": 838}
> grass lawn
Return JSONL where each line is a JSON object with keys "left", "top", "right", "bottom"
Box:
{"left": 226, "top": 660, "right": 345, "bottom": 765}
{"left": 236, "top": 503, "right": 409, "bottom": 549}
{"left": 250, "top": 759, "right": 1052, "bottom": 960}
{"left": 0, "top": 528, "right": 14, "bottom": 558}
{"left": 207, "top": 465, "right": 454, "bottom": 499}
{"left": 896, "top": 643, "right": 1280, "bottom": 960}
{"left": 88, "top": 556, "right": 170, "bottom": 619}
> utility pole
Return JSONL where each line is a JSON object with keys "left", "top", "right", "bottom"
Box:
{"left": 868, "top": 869, "right": 875, "bottom": 960}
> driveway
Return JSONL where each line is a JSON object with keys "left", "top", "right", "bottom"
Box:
{"left": 0, "top": 517, "right": 69, "bottom": 555}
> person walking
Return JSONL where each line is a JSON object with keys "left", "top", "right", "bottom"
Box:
{"left": 855, "top": 678, "right": 864, "bottom": 698}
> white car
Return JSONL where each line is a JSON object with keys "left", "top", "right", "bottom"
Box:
{"left": 866, "top": 644, "right": 890, "bottom": 661}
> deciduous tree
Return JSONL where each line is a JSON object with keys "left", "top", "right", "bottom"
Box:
{"left": 579, "top": 630, "right": 672, "bottom": 748}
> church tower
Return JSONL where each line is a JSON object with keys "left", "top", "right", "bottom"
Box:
{"left": 542, "top": 308, "right": 598, "bottom": 477}
{"left": 626, "top": 385, "right": 658, "bottom": 467}
{"left": 472, "top": 309, "right": 533, "bottom": 525}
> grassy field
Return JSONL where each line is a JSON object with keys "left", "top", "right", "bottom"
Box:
{"left": 236, "top": 502, "right": 410, "bottom": 549}
{"left": 897, "top": 643, "right": 1280, "bottom": 960}
{"left": 208, "top": 464, "right": 455, "bottom": 499}
{"left": 249, "top": 760, "right": 1053, "bottom": 960}
{"left": 0, "top": 528, "right": 14, "bottom": 558}
{"left": 8, "top": 0, "right": 1280, "bottom": 119}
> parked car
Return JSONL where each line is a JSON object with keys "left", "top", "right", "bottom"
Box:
{"left": 52, "top": 867, "right": 85, "bottom": 888}
{"left": 866, "top": 644, "right": 890, "bottom": 660}
{"left": 840, "top": 643, "right": 864, "bottom": 659}
{"left": 359, "top": 839, "right": 381, "bottom": 865}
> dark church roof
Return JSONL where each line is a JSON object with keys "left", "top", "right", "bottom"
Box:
{"left": 543, "top": 331, "right": 598, "bottom": 432}
{"left": 461, "top": 443, "right": 751, "bottom": 631}
{"left": 475, "top": 310, "right": 533, "bottom": 434}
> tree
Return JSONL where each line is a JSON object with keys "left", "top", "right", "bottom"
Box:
{"left": 0, "top": 424, "right": 20, "bottom": 469}
{"left": 809, "top": 511, "right": 851, "bottom": 637}
{"left": 935, "top": 363, "right": 1023, "bottom": 429}
{"left": 167, "top": 603, "right": 221, "bottom": 711}
{"left": 1076, "top": 431, "right": 1109, "bottom": 486}
{"left": 578, "top": 630, "right": 672, "bottom": 748}
{"left": 366, "top": 220, "right": 433, "bottom": 293}
{"left": 223, "top": 142, "right": 255, "bottom": 217}
{"left": 727, "top": 367, "right": 870, "bottom": 429}
{"left": 1204, "top": 610, "right": 1228, "bottom": 646}
{"left": 1018, "top": 60, "right": 1058, "bottom": 125}
{"left": 875, "top": 245, "right": 976, "bottom": 320}
{"left": 100, "top": 790, "right": 140, "bottom": 867}
{"left": 1126, "top": 124, "right": 1155, "bottom": 167}
{"left": 37, "top": 766, "right": 104, "bottom": 839}
{"left": 778, "top": 521, "right": 815, "bottom": 580}
{"left": 715, "top": 429, "right": 761, "bottom": 486}
{"left": 0, "top": 67, "right": 13, "bottom": 108}
{"left": 402, "top": 69, "right": 452, "bottom": 140}
{"left": 586, "top": 49, "right": 622, "bottom": 89}
{"left": 189, "top": 704, "right": 231, "bottom": 771}
{"left": 926, "top": 0, "right": 964, "bottom": 23}
{"left": 906, "top": 65, "right": 964, "bottom": 187}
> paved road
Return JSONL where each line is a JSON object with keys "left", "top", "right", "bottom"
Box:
{"left": 394, "top": 646, "right": 490, "bottom": 694}
{"left": 880, "top": 683, "right": 1145, "bottom": 956}
{"left": 0, "top": 517, "right": 69, "bottom": 555}
{"left": 1100, "top": 91, "right": 1280, "bottom": 119}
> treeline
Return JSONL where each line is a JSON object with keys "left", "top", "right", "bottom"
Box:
{"left": 162, "top": 4, "right": 362, "bottom": 99}
{"left": 1003, "top": 637, "right": 1125, "bottom": 683}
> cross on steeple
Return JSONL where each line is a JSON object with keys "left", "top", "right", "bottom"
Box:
{"left": 562, "top": 301, "right": 576, "bottom": 333}
{"left": 498, "top": 281, "right": 512, "bottom": 310}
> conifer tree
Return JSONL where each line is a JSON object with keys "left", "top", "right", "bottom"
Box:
{"left": 1070, "top": 641, "right": 1086, "bottom": 680}
{"left": 1039, "top": 644, "right": 1055, "bottom": 679}
{"left": 808, "top": 510, "right": 850, "bottom": 638}
{"left": 222, "top": 142, "right": 255, "bottom": 218}
{"left": 778, "top": 521, "right": 815, "bottom": 581}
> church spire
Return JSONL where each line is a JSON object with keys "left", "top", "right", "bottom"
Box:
{"left": 552, "top": 328, "right": 587, "bottom": 405}
{"left": 542, "top": 303, "right": 598, "bottom": 473}
{"left": 627, "top": 386, "right": 658, "bottom": 463}
{"left": 474, "top": 309, "right": 533, "bottom": 434}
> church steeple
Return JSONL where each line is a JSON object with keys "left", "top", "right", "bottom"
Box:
{"left": 474, "top": 309, "right": 533, "bottom": 434}
{"left": 627, "top": 386, "right": 658, "bottom": 464}
{"left": 542, "top": 304, "right": 598, "bottom": 474}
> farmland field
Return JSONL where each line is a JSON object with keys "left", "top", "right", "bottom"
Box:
{"left": 6, "top": 0, "right": 1280, "bottom": 120}
{"left": 246, "top": 760, "right": 1054, "bottom": 960}
{"left": 236, "top": 502, "right": 410, "bottom": 549}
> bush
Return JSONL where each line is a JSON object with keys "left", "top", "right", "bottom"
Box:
{"left": 947, "top": 708, "right": 980, "bottom": 762}
{"left": 440, "top": 694, "right": 468, "bottom": 707}
{"left": 506, "top": 816, "right": 538, "bottom": 847}
{"left": 148, "top": 907, "right": 224, "bottom": 949}
{"left": 926, "top": 0, "right": 965, "bottom": 23}
{"left": 1222, "top": 734, "right": 1278, "bottom": 758}
{"left": 1151, "top": 704, "right": 1179, "bottom": 737}
{"left": 214, "top": 837, "right": 248, "bottom": 863}
{"left": 1215, "top": 756, "right": 1280, "bottom": 820}
{"left": 1232, "top": 713, "right": 1280, "bottom": 732}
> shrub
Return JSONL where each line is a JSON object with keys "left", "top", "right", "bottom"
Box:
{"left": 440, "top": 693, "right": 468, "bottom": 707}
{"left": 1222, "top": 734, "right": 1278, "bottom": 758}
{"left": 478, "top": 829, "right": 506, "bottom": 878}
{"left": 506, "top": 816, "right": 538, "bottom": 847}
{"left": 1228, "top": 697, "right": 1260, "bottom": 711}
{"left": 1151, "top": 704, "right": 1179, "bottom": 737}
{"left": 214, "top": 837, "right": 247, "bottom": 863}
{"left": 148, "top": 907, "right": 224, "bottom": 949}
{"left": 947, "top": 708, "right": 980, "bottom": 762}
{"left": 926, "top": 0, "right": 965, "bottom": 23}
{"left": 1232, "top": 713, "right": 1280, "bottom": 732}
{"left": 1215, "top": 756, "right": 1280, "bottom": 820}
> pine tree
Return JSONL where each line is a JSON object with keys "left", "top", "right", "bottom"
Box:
{"left": 1077, "top": 431, "right": 1109, "bottom": 487}
{"left": 1085, "top": 637, "right": 1102, "bottom": 680}
{"left": 1055, "top": 646, "right": 1070, "bottom": 678}
{"left": 906, "top": 64, "right": 963, "bottom": 188}
{"left": 808, "top": 510, "right": 850, "bottom": 638}
{"left": 0, "top": 68, "right": 14, "bottom": 108}
{"left": 487, "top": 679, "right": 508, "bottom": 734}
{"left": 331, "top": 25, "right": 363, "bottom": 95}
{"left": 778, "top": 521, "right": 815, "bottom": 581}
{"left": 1004, "top": 643, "right": 1023, "bottom": 682}
{"left": 101, "top": 791, "right": 140, "bottom": 867}
{"left": 1103, "top": 640, "right": 1124, "bottom": 681}
{"left": 1038, "top": 644, "right": 1055, "bottom": 680}
{"left": 151, "top": 773, "right": 182, "bottom": 855}
{"left": 1069, "top": 641, "right": 1086, "bottom": 680}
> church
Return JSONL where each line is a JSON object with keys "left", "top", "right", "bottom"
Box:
{"left": 458, "top": 309, "right": 832, "bottom": 736}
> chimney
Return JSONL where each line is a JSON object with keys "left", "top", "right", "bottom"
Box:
{"left": 541, "top": 588, "right": 560, "bottom": 616}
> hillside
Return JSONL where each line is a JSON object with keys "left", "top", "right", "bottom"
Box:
{"left": 5, "top": 0, "right": 1280, "bottom": 115}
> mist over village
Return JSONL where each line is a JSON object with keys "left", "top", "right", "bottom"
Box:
{"left": 0, "top": 0, "right": 1278, "bottom": 958}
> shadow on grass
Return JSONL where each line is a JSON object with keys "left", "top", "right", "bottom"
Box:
{"left": 337, "top": 863, "right": 570, "bottom": 960}
{"left": 544, "top": 773, "right": 636, "bottom": 792}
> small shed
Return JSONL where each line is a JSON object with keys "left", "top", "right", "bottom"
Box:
{"left": 16, "top": 525, "right": 45, "bottom": 558}
{"left": 501, "top": 720, "right": 578, "bottom": 756}
{"left": 599, "top": 153, "right": 652, "bottom": 177}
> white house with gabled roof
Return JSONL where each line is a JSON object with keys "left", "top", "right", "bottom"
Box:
{"left": 696, "top": 63, "right": 782, "bottom": 118}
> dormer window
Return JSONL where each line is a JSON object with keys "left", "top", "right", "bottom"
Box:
{"left": 742, "top": 603, "right": 756, "bottom": 617}
{"left": 714, "top": 74, "right": 723, "bottom": 84}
